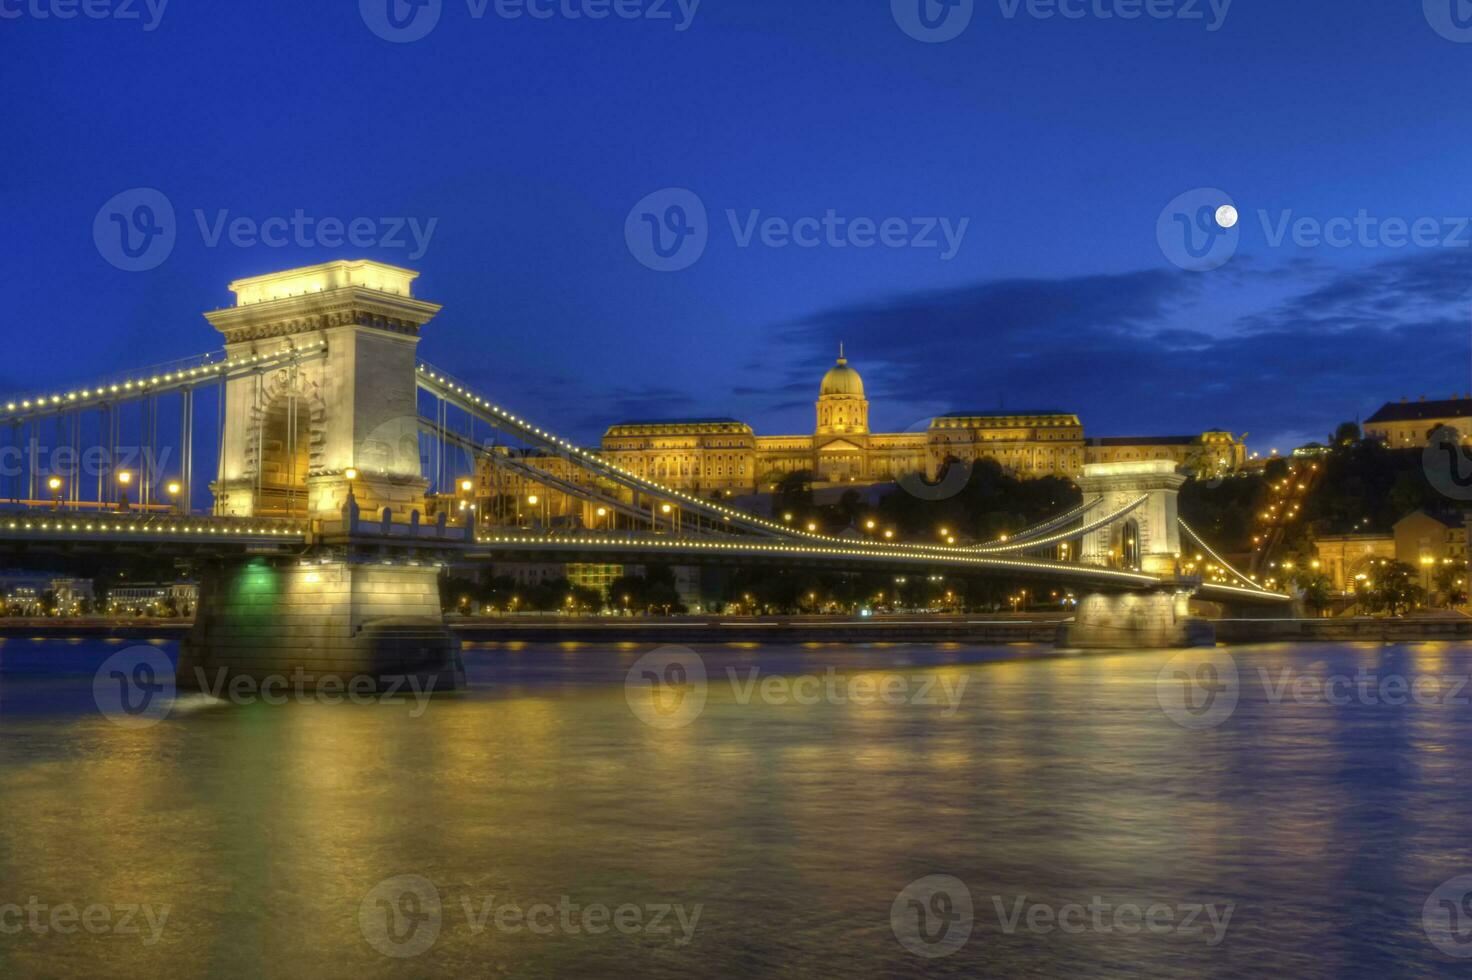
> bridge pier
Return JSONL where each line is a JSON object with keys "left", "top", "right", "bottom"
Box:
{"left": 178, "top": 557, "right": 465, "bottom": 693}
{"left": 1058, "top": 590, "right": 1215, "bottom": 650}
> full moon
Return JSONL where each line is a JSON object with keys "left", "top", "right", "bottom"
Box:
{"left": 1215, "top": 204, "right": 1239, "bottom": 229}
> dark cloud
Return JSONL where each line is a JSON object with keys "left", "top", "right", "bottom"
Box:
{"left": 754, "top": 251, "right": 1472, "bottom": 448}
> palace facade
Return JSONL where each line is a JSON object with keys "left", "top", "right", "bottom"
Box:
{"left": 473, "top": 351, "right": 1244, "bottom": 510}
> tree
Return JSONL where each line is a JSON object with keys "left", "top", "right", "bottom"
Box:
{"left": 1294, "top": 571, "right": 1334, "bottom": 617}
{"left": 1434, "top": 564, "right": 1467, "bottom": 607}
{"left": 1363, "top": 560, "right": 1423, "bottom": 617}
{"left": 1332, "top": 421, "right": 1362, "bottom": 447}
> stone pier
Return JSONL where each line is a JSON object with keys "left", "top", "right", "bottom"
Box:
{"left": 1062, "top": 460, "right": 1215, "bottom": 650}
{"left": 1058, "top": 590, "right": 1215, "bottom": 650}
{"left": 178, "top": 558, "right": 465, "bottom": 693}
{"left": 179, "top": 261, "right": 465, "bottom": 692}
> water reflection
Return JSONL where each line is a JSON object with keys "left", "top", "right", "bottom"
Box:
{"left": 1, "top": 640, "right": 1470, "bottom": 976}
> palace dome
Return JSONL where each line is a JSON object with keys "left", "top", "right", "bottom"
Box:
{"left": 820, "top": 348, "right": 865, "bottom": 398}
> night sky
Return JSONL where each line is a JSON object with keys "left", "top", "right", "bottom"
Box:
{"left": 6, "top": 0, "right": 1472, "bottom": 454}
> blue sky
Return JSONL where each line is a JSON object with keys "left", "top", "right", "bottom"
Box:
{"left": 5, "top": 0, "right": 1472, "bottom": 452}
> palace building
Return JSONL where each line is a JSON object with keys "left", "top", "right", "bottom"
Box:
{"left": 472, "top": 351, "right": 1245, "bottom": 516}
{"left": 1365, "top": 395, "right": 1472, "bottom": 448}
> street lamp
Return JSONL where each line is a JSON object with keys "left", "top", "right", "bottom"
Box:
{"left": 166, "top": 480, "right": 183, "bottom": 514}
{"left": 116, "top": 470, "right": 132, "bottom": 511}
{"left": 48, "top": 476, "right": 63, "bottom": 510}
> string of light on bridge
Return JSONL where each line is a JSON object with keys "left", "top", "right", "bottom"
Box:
{"left": 416, "top": 363, "right": 1131, "bottom": 562}
{"left": 0, "top": 340, "right": 329, "bottom": 423}
{"left": 472, "top": 532, "right": 1166, "bottom": 587}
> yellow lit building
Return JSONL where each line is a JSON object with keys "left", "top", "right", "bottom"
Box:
{"left": 1365, "top": 396, "right": 1472, "bottom": 447}
{"left": 473, "top": 350, "right": 1244, "bottom": 513}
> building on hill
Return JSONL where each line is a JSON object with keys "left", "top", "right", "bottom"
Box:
{"left": 1365, "top": 396, "right": 1472, "bottom": 447}
{"left": 1393, "top": 510, "right": 1469, "bottom": 571}
{"left": 475, "top": 351, "right": 1246, "bottom": 515}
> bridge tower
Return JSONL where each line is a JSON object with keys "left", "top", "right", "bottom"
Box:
{"left": 1062, "top": 461, "right": 1212, "bottom": 649}
{"left": 207, "top": 260, "right": 437, "bottom": 522}
{"left": 179, "top": 261, "right": 463, "bottom": 693}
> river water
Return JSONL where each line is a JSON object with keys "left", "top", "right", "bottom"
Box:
{"left": 2, "top": 637, "right": 1471, "bottom": 978}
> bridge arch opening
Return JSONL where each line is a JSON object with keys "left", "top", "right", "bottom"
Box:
{"left": 246, "top": 373, "right": 326, "bottom": 519}
{"left": 1119, "top": 518, "right": 1140, "bottom": 570}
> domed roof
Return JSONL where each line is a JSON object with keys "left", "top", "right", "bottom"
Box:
{"left": 820, "top": 345, "right": 865, "bottom": 398}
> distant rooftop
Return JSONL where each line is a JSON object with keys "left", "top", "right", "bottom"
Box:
{"left": 1366, "top": 397, "right": 1472, "bottom": 424}
{"left": 607, "top": 417, "right": 746, "bottom": 428}
{"left": 936, "top": 410, "right": 1072, "bottom": 419}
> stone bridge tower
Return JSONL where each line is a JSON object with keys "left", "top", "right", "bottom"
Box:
{"left": 1063, "top": 460, "right": 1212, "bottom": 649}
{"left": 181, "top": 261, "right": 464, "bottom": 693}
{"left": 1075, "top": 460, "right": 1186, "bottom": 576}
{"left": 207, "top": 260, "right": 438, "bottom": 523}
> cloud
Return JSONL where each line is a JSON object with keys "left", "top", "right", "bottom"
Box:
{"left": 757, "top": 250, "right": 1472, "bottom": 448}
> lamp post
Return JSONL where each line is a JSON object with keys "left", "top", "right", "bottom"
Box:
{"left": 116, "top": 471, "right": 132, "bottom": 511}
{"left": 166, "top": 481, "right": 183, "bottom": 515}
{"left": 48, "top": 476, "right": 63, "bottom": 510}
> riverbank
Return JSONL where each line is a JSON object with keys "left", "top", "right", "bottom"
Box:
{"left": 3, "top": 614, "right": 1471, "bottom": 645}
